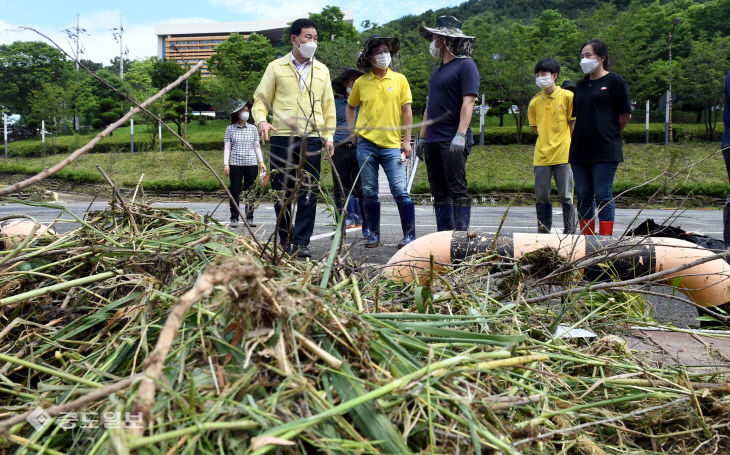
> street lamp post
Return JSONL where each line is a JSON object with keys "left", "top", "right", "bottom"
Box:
{"left": 666, "top": 17, "right": 681, "bottom": 145}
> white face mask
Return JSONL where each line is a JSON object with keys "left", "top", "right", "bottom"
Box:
{"left": 429, "top": 40, "right": 442, "bottom": 59}
{"left": 239, "top": 111, "right": 249, "bottom": 122}
{"left": 296, "top": 38, "right": 317, "bottom": 59}
{"left": 580, "top": 57, "right": 600, "bottom": 74}
{"left": 374, "top": 52, "right": 391, "bottom": 69}
{"left": 535, "top": 75, "right": 553, "bottom": 90}
{"left": 345, "top": 86, "right": 352, "bottom": 95}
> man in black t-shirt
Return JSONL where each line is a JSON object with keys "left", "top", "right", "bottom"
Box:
{"left": 416, "top": 16, "right": 479, "bottom": 231}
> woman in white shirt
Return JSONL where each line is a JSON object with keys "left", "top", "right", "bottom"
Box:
{"left": 224, "top": 100, "right": 266, "bottom": 226}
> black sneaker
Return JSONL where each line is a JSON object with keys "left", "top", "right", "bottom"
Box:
{"left": 296, "top": 245, "right": 312, "bottom": 258}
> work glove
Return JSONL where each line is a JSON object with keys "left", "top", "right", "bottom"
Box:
{"left": 414, "top": 138, "right": 426, "bottom": 161}
{"left": 449, "top": 132, "right": 466, "bottom": 153}
{"left": 258, "top": 168, "right": 269, "bottom": 187}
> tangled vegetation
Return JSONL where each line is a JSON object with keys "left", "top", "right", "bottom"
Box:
{"left": 0, "top": 198, "right": 728, "bottom": 454}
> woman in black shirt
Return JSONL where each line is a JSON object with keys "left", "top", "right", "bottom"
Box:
{"left": 569, "top": 39, "right": 632, "bottom": 236}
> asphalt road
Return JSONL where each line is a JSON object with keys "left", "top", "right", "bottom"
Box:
{"left": 2, "top": 196, "right": 723, "bottom": 327}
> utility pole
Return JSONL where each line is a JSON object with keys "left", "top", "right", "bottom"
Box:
{"left": 665, "top": 17, "right": 681, "bottom": 145}
{"left": 65, "top": 14, "right": 86, "bottom": 71}
{"left": 75, "top": 15, "right": 80, "bottom": 71}
{"left": 112, "top": 14, "right": 125, "bottom": 80}
{"left": 119, "top": 14, "right": 124, "bottom": 79}
{"left": 65, "top": 15, "right": 86, "bottom": 131}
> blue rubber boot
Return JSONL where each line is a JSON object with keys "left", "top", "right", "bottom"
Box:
{"left": 454, "top": 205, "right": 471, "bottom": 231}
{"left": 354, "top": 197, "right": 370, "bottom": 238}
{"left": 345, "top": 198, "right": 356, "bottom": 227}
{"left": 351, "top": 197, "right": 363, "bottom": 226}
{"left": 363, "top": 201, "right": 380, "bottom": 248}
{"left": 397, "top": 201, "right": 416, "bottom": 249}
{"left": 434, "top": 205, "right": 455, "bottom": 231}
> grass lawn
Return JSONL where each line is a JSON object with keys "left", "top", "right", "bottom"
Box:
{"left": 1, "top": 118, "right": 728, "bottom": 199}
{"left": 1, "top": 139, "right": 728, "bottom": 198}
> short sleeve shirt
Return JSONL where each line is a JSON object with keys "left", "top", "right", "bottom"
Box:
{"left": 224, "top": 123, "right": 260, "bottom": 166}
{"left": 528, "top": 87, "right": 575, "bottom": 166}
{"left": 425, "top": 58, "right": 480, "bottom": 145}
{"left": 569, "top": 72, "right": 632, "bottom": 163}
{"left": 333, "top": 95, "right": 358, "bottom": 143}
{"left": 347, "top": 69, "right": 412, "bottom": 149}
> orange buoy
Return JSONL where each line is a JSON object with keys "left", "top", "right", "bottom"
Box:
{"left": 385, "top": 231, "right": 730, "bottom": 308}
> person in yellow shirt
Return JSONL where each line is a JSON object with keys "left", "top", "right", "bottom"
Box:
{"left": 346, "top": 35, "right": 415, "bottom": 249}
{"left": 528, "top": 58, "right": 576, "bottom": 233}
{"left": 252, "top": 18, "right": 336, "bottom": 258}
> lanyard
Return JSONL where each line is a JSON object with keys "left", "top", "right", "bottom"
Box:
{"left": 292, "top": 60, "right": 311, "bottom": 91}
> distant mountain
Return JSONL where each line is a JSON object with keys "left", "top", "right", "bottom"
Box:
{"left": 375, "top": 0, "right": 642, "bottom": 34}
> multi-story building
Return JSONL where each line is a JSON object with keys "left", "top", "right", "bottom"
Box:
{"left": 155, "top": 12, "right": 354, "bottom": 77}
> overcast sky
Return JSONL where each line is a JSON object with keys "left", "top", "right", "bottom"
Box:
{"left": 0, "top": 0, "right": 454, "bottom": 64}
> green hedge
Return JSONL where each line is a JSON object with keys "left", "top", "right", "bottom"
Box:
{"left": 142, "top": 178, "right": 221, "bottom": 192}
{"left": 7, "top": 138, "right": 223, "bottom": 158}
{"left": 613, "top": 181, "right": 729, "bottom": 198}
{"left": 8, "top": 122, "right": 725, "bottom": 157}
{"left": 0, "top": 162, "right": 104, "bottom": 184}
{"left": 465, "top": 124, "right": 724, "bottom": 145}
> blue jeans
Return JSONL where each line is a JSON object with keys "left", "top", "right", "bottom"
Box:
{"left": 571, "top": 162, "right": 618, "bottom": 222}
{"left": 356, "top": 137, "right": 412, "bottom": 204}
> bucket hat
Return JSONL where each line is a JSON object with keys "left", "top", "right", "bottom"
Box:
{"left": 419, "top": 16, "right": 475, "bottom": 59}
{"left": 356, "top": 35, "right": 400, "bottom": 71}
{"left": 333, "top": 68, "right": 365, "bottom": 90}
{"left": 419, "top": 16, "right": 475, "bottom": 40}
{"left": 229, "top": 99, "right": 251, "bottom": 114}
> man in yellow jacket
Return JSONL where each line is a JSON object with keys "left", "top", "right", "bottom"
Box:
{"left": 252, "top": 18, "right": 336, "bottom": 258}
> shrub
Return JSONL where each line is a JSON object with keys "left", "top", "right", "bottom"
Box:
{"left": 143, "top": 178, "right": 221, "bottom": 192}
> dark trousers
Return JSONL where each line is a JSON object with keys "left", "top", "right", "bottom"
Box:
{"left": 229, "top": 165, "right": 258, "bottom": 221}
{"left": 331, "top": 142, "right": 362, "bottom": 207}
{"left": 424, "top": 141, "right": 470, "bottom": 207}
{"left": 722, "top": 149, "right": 730, "bottom": 248}
{"left": 269, "top": 136, "right": 322, "bottom": 246}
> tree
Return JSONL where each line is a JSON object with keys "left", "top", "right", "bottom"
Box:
{"left": 315, "top": 37, "right": 362, "bottom": 81}
{"left": 151, "top": 58, "right": 201, "bottom": 136}
{"left": 93, "top": 98, "right": 122, "bottom": 134}
{"left": 205, "top": 33, "right": 274, "bottom": 109}
{"left": 79, "top": 59, "right": 104, "bottom": 72}
{"left": 0, "top": 41, "right": 73, "bottom": 117}
{"left": 66, "top": 71, "right": 99, "bottom": 129}
{"left": 467, "top": 15, "right": 540, "bottom": 141}
{"left": 309, "top": 6, "right": 358, "bottom": 42}
{"left": 28, "top": 83, "right": 66, "bottom": 151}
{"left": 676, "top": 33, "right": 730, "bottom": 139}
{"left": 123, "top": 58, "right": 155, "bottom": 101}
{"left": 107, "top": 56, "right": 131, "bottom": 78}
